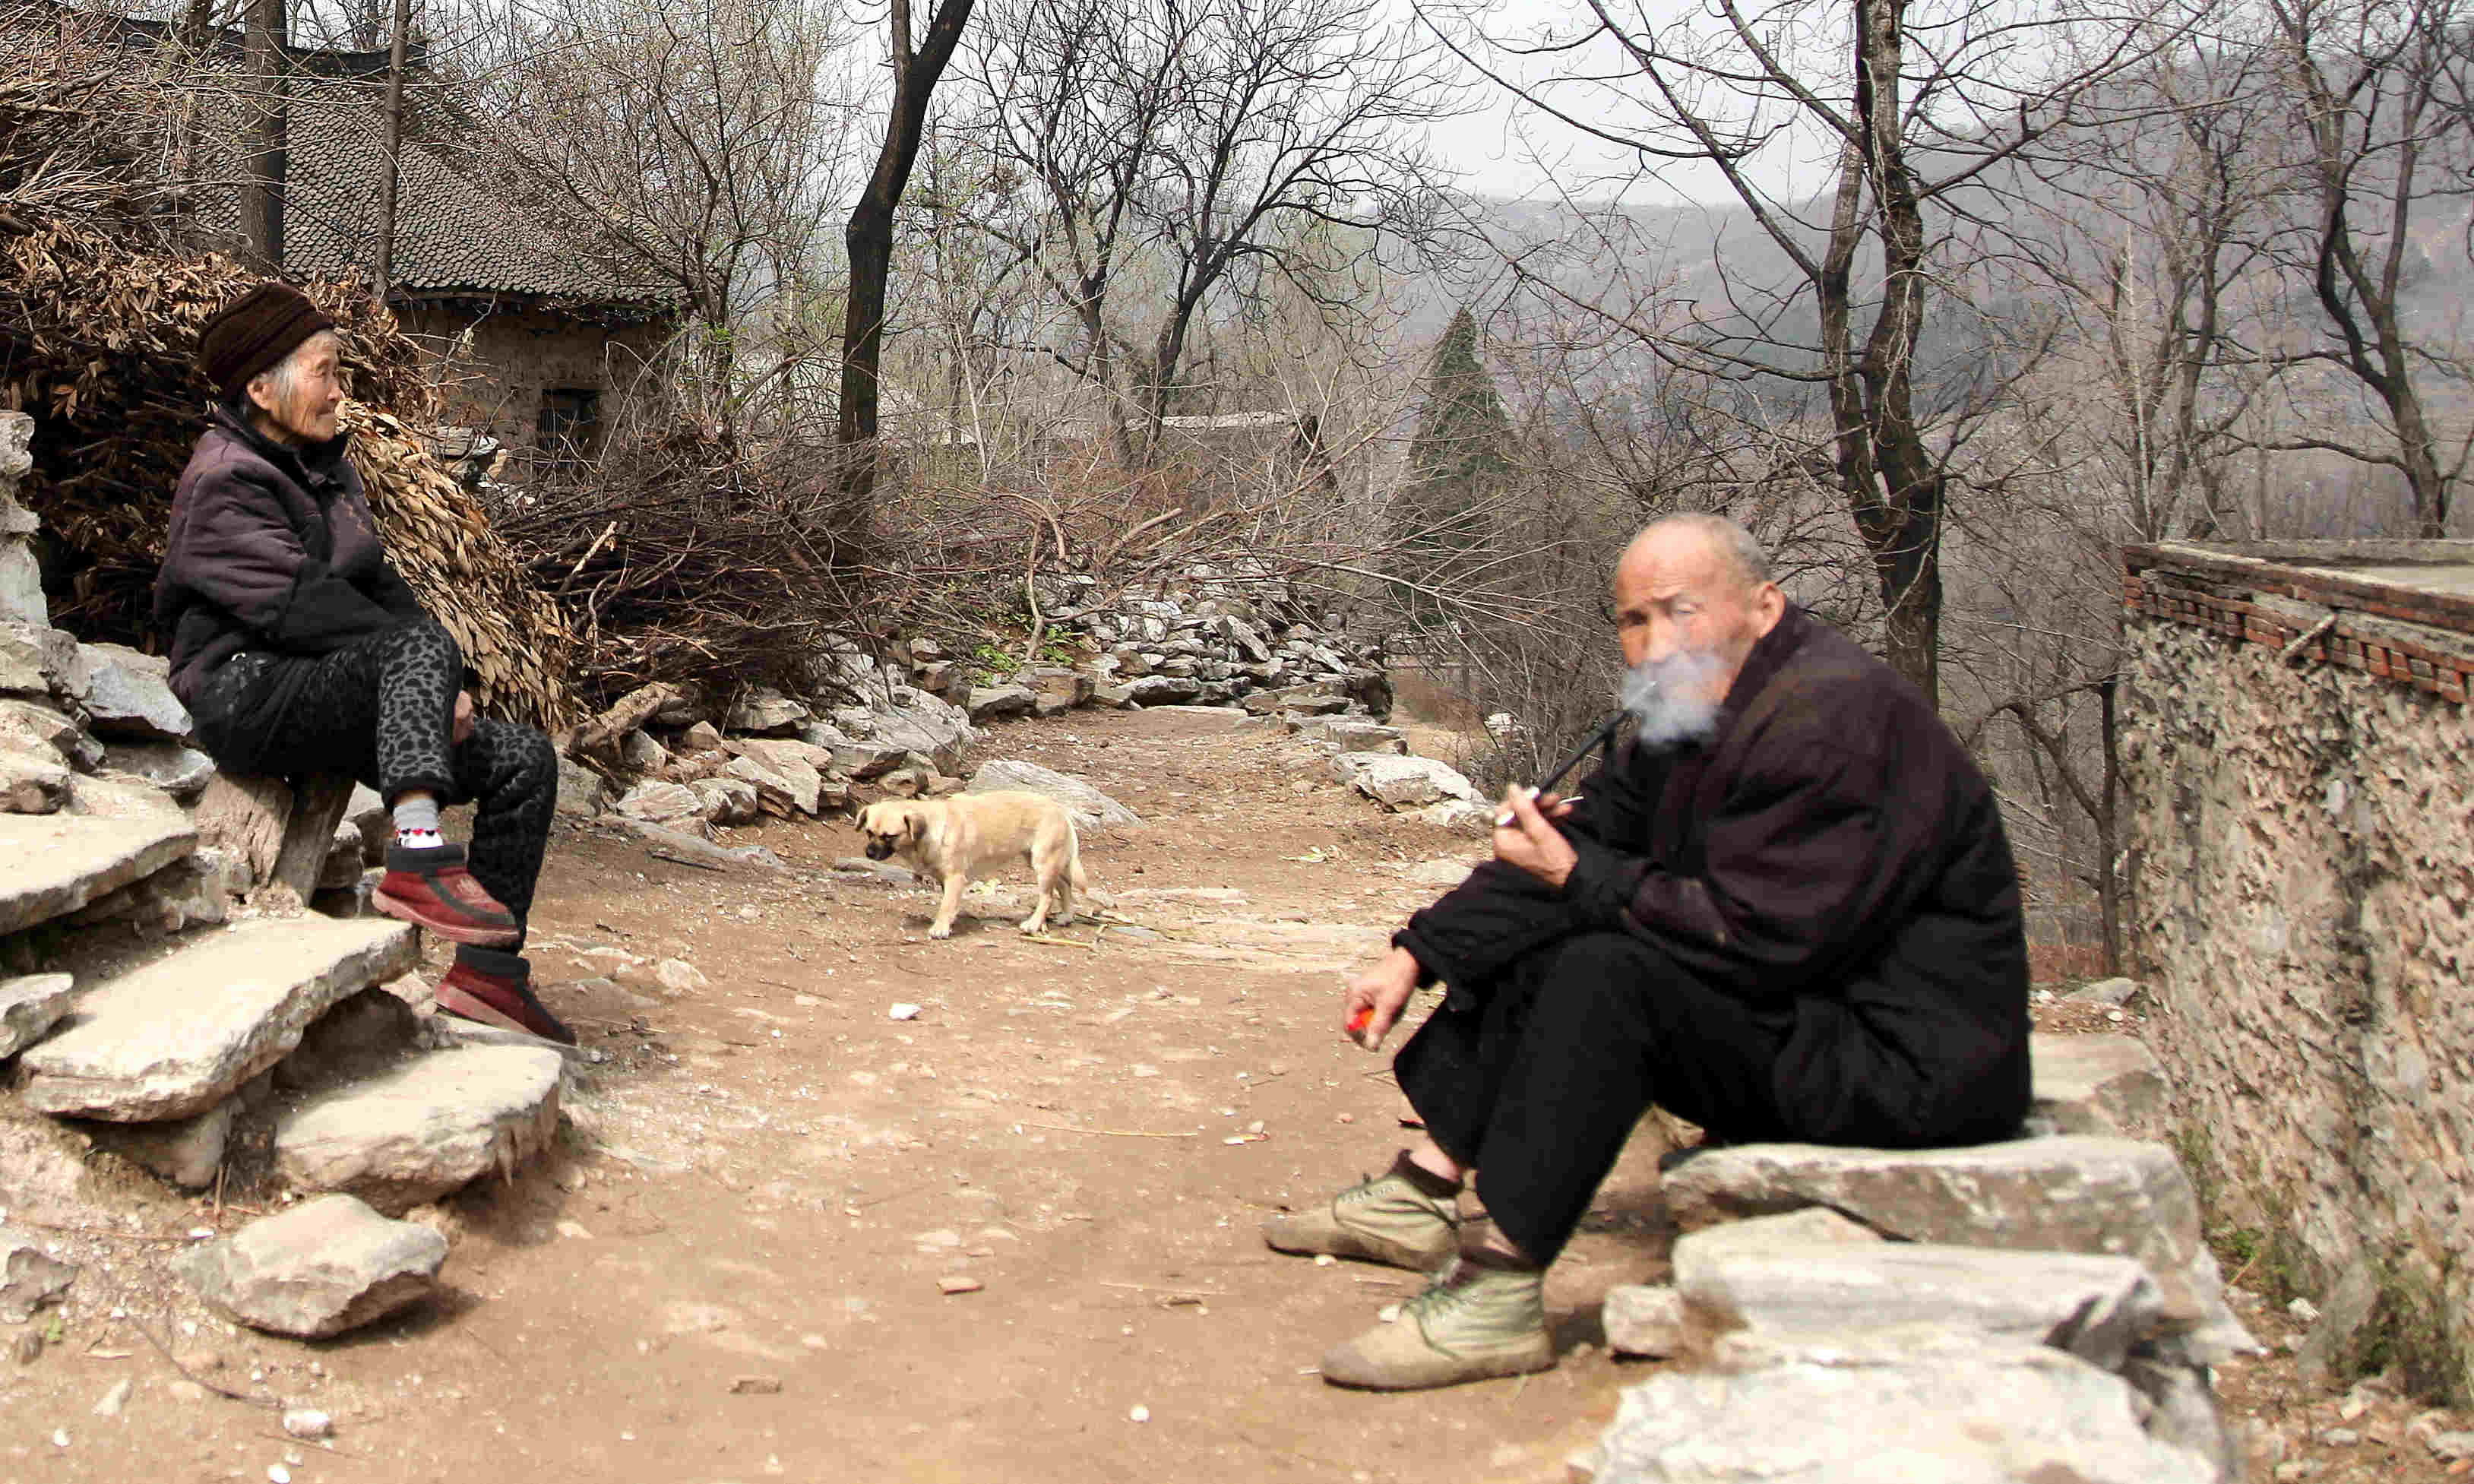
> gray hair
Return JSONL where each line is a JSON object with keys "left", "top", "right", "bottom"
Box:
{"left": 245, "top": 329, "right": 338, "bottom": 413}
{"left": 1636, "top": 512, "right": 1772, "bottom": 588}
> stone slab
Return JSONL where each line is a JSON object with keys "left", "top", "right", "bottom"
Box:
{"left": 0, "top": 1227, "right": 75, "bottom": 1323}
{"left": 17, "top": 917, "right": 418, "bottom": 1120}
{"left": 1583, "top": 1323, "right": 2216, "bottom": 1484}
{"left": 276, "top": 1043, "right": 565, "bottom": 1213}
{"left": 0, "top": 807, "right": 197, "bottom": 935}
{"left": 1675, "top": 1237, "right": 2171, "bottom": 1372}
{"left": 0, "top": 973, "right": 76, "bottom": 1058}
{"left": 1604, "top": 1284, "right": 1694, "bottom": 1359}
{"left": 174, "top": 1194, "right": 445, "bottom": 1338}
{"left": 965, "top": 759, "right": 1141, "bottom": 830}
{"left": 1661, "top": 1135, "right": 2254, "bottom": 1363}
{"left": 99, "top": 742, "right": 217, "bottom": 802}
{"left": 2031, "top": 1033, "right": 2169, "bottom": 1137}
{"left": 1331, "top": 752, "right": 1481, "bottom": 808}
{"left": 77, "top": 644, "right": 191, "bottom": 740}
{"left": 78, "top": 1100, "right": 236, "bottom": 1189}
{"left": 0, "top": 744, "right": 68, "bottom": 815}
{"left": 967, "top": 685, "right": 1035, "bottom": 723}
{"left": 0, "top": 622, "right": 83, "bottom": 701}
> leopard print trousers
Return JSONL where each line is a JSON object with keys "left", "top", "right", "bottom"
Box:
{"left": 207, "top": 619, "right": 555, "bottom": 933}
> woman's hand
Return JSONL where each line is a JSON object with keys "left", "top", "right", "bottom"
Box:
{"left": 1343, "top": 945, "right": 1422, "bottom": 1051}
{"left": 452, "top": 691, "right": 476, "bottom": 746}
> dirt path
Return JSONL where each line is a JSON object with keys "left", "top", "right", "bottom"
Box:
{"left": 13, "top": 706, "right": 2459, "bottom": 1484}
{"left": 14, "top": 708, "right": 1665, "bottom": 1484}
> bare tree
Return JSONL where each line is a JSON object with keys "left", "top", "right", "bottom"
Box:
{"left": 965, "top": 0, "right": 1455, "bottom": 468}
{"left": 457, "top": 0, "right": 862, "bottom": 435}
{"left": 2265, "top": 0, "right": 2474, "bottom": 536}
{"left": 837, "top": 0, "right": 977, "bottom": 503}
{"left": 1425, "top": 0, "right": 2187, "bottom": 704}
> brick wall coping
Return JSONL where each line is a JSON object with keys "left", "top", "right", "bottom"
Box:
{"left": 2123, "top": 539, "right": 2474, "bottom": 706}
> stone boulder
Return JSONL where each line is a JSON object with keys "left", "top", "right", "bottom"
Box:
{"left": 1581, "top": 1324, "right": 2217, "bottom": 1484}
{"left": 0, "top": 1227, "right": 75, "bottom": 1322}
{"left": 555, "top": 755, "right": 609, "bottom": 817}
{"left": 965, "top": 760, "right": 1141, "bottom": 830}
{"left": 175, "top": 1194, "right": 446, "bottom": 1338}
{"left": 274, "top": 1043, "right": 565, "bottom": 1213}
{"left": 1122, "top": 674, "right": 1204, "bottom": 706}
{"left": 689, "top": 776, "right": 760, "bottom": 826}
{"left": 615, "top": 780, "right": 711, "bottom": 832}
{"left": 0, "top": 744, "right": 68, "bottom": 814}
{"left": 1659, "top": 1136, "right": 2254, "bottom": 1362}
{"left": 0, "top": 622, "right": 83, "bottom": 701}
{"left": 0, "top": 698, "right": 80, "bottom": 764}
{"left": 1675, "top": 1236, "right": 2173, "bottom": 1372}
{"left": 99, "top": 742, "right": 217, "bottom": 802}
{"left": 726, "top": 686, "right": 809, "bottom": 735}
{"left": 968, "top": 685, "right": 1036, "bottom": 723}
{"left": 0, "top": 973, "right": 75, "bottom": 1057}
{"left": 77, "top": 644, "right": 191, "bottom": 740}
{"left": 1332, "top": 753, "right": 1482, "bottom": 810}
{"left": 2030, "top": 1033, "right": 2169, "bottom": 1137}
{"left": 80, "top": 1101, "right": 236, "bottom": 1190}
{"left": 726, "top": 740, "right": 824, "bottom": 816}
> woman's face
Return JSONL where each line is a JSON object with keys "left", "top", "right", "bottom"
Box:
{"left": 249, "top": 331, "right": 346, "bottom": 444}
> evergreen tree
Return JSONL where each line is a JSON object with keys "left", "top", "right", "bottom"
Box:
{"left": 1391, "top": 307, "right": 1512, "bottom": 630}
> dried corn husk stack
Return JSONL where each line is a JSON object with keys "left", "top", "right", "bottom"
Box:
{"left": 0, "top": 56, "right": 574, "bottom": 728}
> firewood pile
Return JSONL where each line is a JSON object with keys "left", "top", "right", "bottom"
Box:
{"left": 490, "top": 429, "right": 875, "bottom": 713}
{"left": 0, "top": 51, "right": 575, "bottom": 728}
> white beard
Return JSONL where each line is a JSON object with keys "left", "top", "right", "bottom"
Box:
{"left": 1621, "top": 650, "right": 1726, "bottom": 751}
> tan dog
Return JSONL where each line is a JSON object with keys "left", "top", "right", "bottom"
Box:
{"left": 858, "top": 791, "right": 1087, "bottom": 939}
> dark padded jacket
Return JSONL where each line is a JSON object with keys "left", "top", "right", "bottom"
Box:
{"left": 1395, "top": 604, "right": 2031, "bottom": 1147}
{"left": 153, "top": 404, "right": 427, "bottom": 709}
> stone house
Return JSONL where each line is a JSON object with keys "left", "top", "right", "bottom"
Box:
{"left": 110, "top": 21, "right": 682, "bottom": 467}
{"left": 2122, "top": 539, "right": 2474, "bottom": 1394}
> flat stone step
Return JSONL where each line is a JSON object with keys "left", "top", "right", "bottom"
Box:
{"left": 274, "top": 1042, "right": 565, "bottom": 1214}
{"left": 0, "top": 807, "right": 195, "bottom": 935}
{"left": 1661, "top": 1135, "right": 2256, "bottom": 1363}
{"left": 2031, "top": 1032, "right": 2168, "bottom": 1137}
{"left": 17, "top": 917, "right": 418, "bottom": 1121}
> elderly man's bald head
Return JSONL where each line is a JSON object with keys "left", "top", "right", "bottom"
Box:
{"left": 1610, "top": 514, "right": 1786, "bottom": 722}
{"left": 1618, "top": 514, "right": 1770, "bottom": 593}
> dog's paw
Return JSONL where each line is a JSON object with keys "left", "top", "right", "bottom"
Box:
{"left": 928, "top": 924, "right": 954, "bottom": 940}
{"left": 1017, "top": 919, "right": 1046, "bottom": 935}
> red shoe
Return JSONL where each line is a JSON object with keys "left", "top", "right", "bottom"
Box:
{"left": 435, "top": 948, "right": 575, "bottom": 1046}
{"left": 373, "top": 843, "right": 520, "bottom": 948}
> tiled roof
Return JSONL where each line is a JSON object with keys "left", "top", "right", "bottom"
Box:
{"left": 101, "top": 23, "right": 677, "bottom": 310}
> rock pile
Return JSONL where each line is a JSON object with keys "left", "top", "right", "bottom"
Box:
{"left": 577, "top": 562, "right": 1406, "bottom": 833}
{"left": 1580, "top": 1031, "right": 2256, "bottom": 1483}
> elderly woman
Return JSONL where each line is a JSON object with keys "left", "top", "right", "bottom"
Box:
{"left": 154, "top": 282, "right": 572, "bottom": 1045}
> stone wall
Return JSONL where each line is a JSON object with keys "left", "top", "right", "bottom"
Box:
{"left": 2121, "top": 543, "right": 2474, "bottom": 1395}
{"left": 399, "top": 303, "right": 672, "bottom": 455}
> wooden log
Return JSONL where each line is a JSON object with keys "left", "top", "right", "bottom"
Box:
{"left": 191, "top": 771, "right": 358, "bottom": 899}
{"left": 268, "top": 774, "right": 356, "bottom": 900}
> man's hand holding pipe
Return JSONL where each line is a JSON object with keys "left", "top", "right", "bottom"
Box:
{"left": 1495, "top": 787, "right": 1580, "bottom": 889}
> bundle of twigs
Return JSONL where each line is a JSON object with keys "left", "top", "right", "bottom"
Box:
{"left": 492, "top": 429, "right": 873, "bottom": 710}
{"left": 0, "top": 50, "right": 574, "bottom": 727}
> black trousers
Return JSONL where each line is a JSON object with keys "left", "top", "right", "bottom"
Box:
{"left": 188, "top": 619, "right": 557, "bottom": 937}
{"left": 1393, "top": 932, "right": 1796, "bottom": 1266}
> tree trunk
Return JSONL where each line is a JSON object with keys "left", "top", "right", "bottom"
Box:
{"left": 244, "top": 0, "right": 288, "bottom": 271}
{"left": 372, "top": 0, "right": 411, "bottom": 308}
{"left": 837, "top": 0, "right": 977, "bottom": 505}
{"left": 2096, "top": 675, "right": 2121, "bottom": 976}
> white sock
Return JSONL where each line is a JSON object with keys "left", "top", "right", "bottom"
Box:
{"left": 393, "top": 795, "right": 444, "bottom": 850}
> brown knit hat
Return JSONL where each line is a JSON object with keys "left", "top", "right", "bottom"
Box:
{"left": 198, "top": 283, "right": 336, "bottom": 402}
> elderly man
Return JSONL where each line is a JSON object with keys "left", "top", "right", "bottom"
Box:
{"left": 154, "top": 283, "right": 572, "bottom": 1044}
{"left": 1266, "top": 514, "right": 2030, "bottom": 1391}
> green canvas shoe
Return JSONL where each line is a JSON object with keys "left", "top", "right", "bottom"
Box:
{"left": 1261, "top": 1163, "right": 1460, "bottom": 1272}
{"left": 1318, "top": 1258, "right": 1555, "bottom": 1391}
